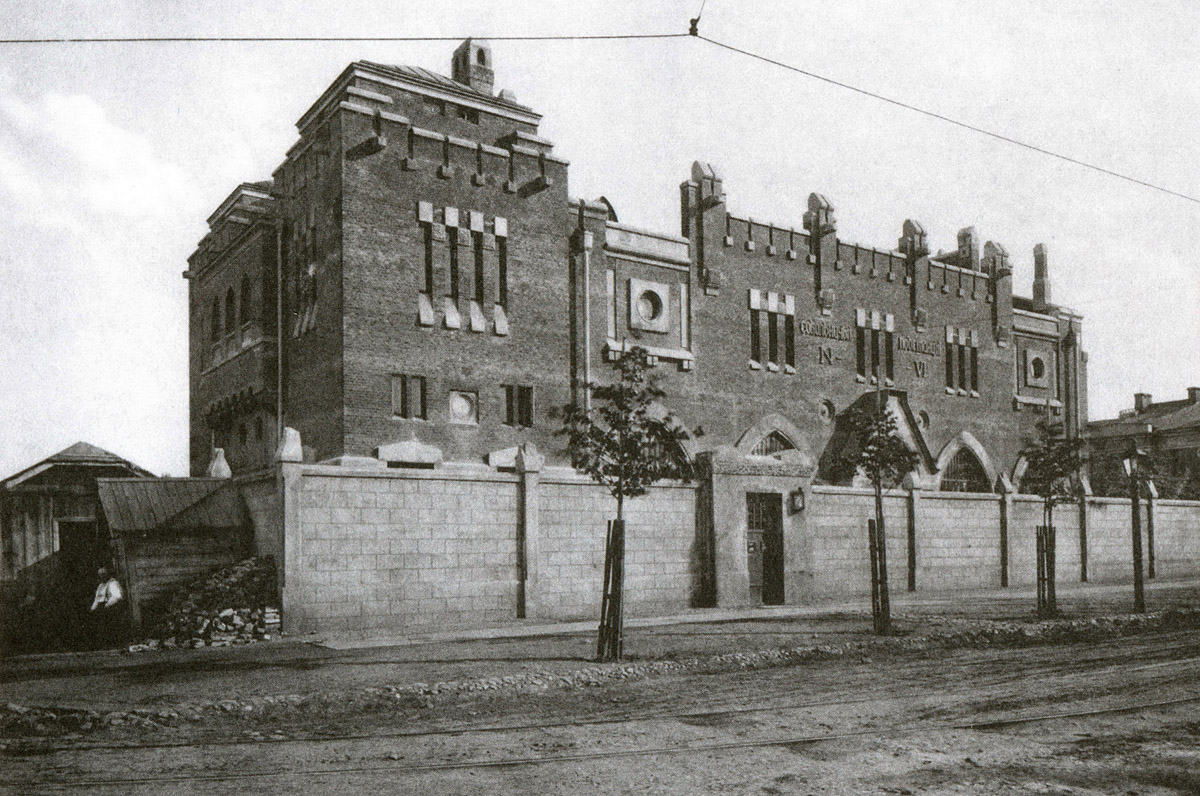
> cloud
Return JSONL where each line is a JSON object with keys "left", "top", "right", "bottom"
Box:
{"left": 0, "top": 92, "right": 196, "bottom": 228}
{"left": 0, "top": 92, "right": 199, "bottom": 477}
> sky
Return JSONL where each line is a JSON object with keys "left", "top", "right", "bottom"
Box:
{"left": 0, "top": 0, "right": 1197, "bottom": 477}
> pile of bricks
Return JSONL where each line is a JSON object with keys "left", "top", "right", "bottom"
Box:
{"left": 134, "top": 557, "right": 281, "bottom": 651}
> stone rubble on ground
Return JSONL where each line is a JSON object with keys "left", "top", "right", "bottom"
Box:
{"left": 125, "top": 557, "right": 281, "bottom": 653}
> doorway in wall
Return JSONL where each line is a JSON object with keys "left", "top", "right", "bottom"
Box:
{"left": 746, "top": 493, "right": 784, "bottom": 605}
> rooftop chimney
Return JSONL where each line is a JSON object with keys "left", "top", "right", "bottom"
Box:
{"left": 1033, "top": 243, "right": 1051, "bottom": 309}
{"left": 1188, "top": 387, "right": 1200, "bottom": 405}
{"left": 1134, "top": 393, "right": 1152, "bottom": 413}
{"left": 452, "top": 39, "right": 494, "bottom": 96}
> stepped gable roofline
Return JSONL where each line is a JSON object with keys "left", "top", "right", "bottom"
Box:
{"left": 295, "top": 58, "right": 541, "bottom": 135}
{"left": 2, "top": 442, "right": 154, "bottom": 490}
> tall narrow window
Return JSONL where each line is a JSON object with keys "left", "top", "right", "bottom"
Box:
{"left": 422, "top": 225, "right": 434, "bottom": 294}
{"left": 225, "top": 288, "right": 236, "bottom": 335}
{"left": 767, "top": 312, "right": 779, "bottom": 366}
{"left": 210, "top": 297, "right": 221, "bottom": 342}
{"left": 504, "top": 385, "right": 534, "bottom": 427}
{"left": 945, "top": 342, "right": 955, "bottom": 389}
{"left": 784, "top": 315, "right": 795, "bottom": 368}
{"left": 497, "top": 238, "right": 508, "bottom": 308}
{"left": 856, "top": 326, "right": 867, "bottom": 378}
{"left": 447, "top": 235, "right": 459, "bottom": 301}
{"left": 240, "top": 276, "right": 253, "bottom": 328}
{"left": 870, "top": 328, "right": 880, "bottom": 380}
{"left": 970, "top": 346, "right": 979, "bottom": 393}
{"left": 392, "top": 375, "right": 427, "bottom": 419}
{"left": 472, "top": 231, "right": 485, "bottom": 304}
{"left": 749, "top": 309, "right": 761, "bottom": 362}
{"left": 958, "top": 343, "right": 967, "bottom": 392}
{"left": 885, "top": 330, "right": 895, "bottom": 381}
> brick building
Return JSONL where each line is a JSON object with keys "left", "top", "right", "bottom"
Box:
{"left": 1087, "top": 389, "right": 1200, "bottom": 499}
{"left": 187, "top": 38, "right": 1086, "bottom": 493}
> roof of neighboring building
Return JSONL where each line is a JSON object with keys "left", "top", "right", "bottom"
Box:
{"left": 97, "top": 478, "right": 246, "bottom": 533}
{"left": 2, "top": 442, "right": 155, "bottom": 489}
{"left": 1088, "top": 398, "right": 1200, "bottom": 438}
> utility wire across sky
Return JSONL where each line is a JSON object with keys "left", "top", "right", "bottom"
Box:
{"left": 1, "top": 19, "right": 1195, "bottom": 206}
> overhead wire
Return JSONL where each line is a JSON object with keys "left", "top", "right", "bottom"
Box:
{"left": 0, "top": 15, "right": 1194, "bottom": 206}
{"left": 0, "top": 33, "right": 689, "bottom": 44}
{"left": 693, "top": 34, "right": 1199, "bottom": 206}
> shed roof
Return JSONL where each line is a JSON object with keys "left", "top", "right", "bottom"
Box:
{"left": 97, "top": 478, "right": 245, "bottom": 533}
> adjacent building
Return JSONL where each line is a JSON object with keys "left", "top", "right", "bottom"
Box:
{"left": 1087, "top": 389, "right": 1200, "bottom": 499}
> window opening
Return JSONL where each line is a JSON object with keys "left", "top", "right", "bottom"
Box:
{"left": 944, "top": 341, "right": 955, "bottom": 389}
{"left": 767, "top": 312, "right": 779, "bottom": 366}
{"left": 856, "top": 326, "right": 866, "bottom": 378}
{"left": 392, "top": 375, "right": 427, "bottom": 420}
{"left": 473, "top": 231, "right": 485, "bottom": 304}
{"left": 970, "top": 347, "right": 979, "bottom": 393}
{"left": 885, "top": 331, "right": 895, "bottom": 381}
{"left": 506, "top": 386, "right": 535, "bottom": 426}
{"left": 784, "top": 315, "right": 795, "bottom": 368}
{"left": 422, "top": 224, "right": 434, "bottom": 294}
{"left": 749, "top": 309, "right": 761, "bottom": 363}
{"left": 751, "top": 431, "right": 795, "bottom": 457}
{"left": 870, "top": 328, "right": 880, "bottom": 380}
{"left": 497, "top": 238, "right": 508, "bottom": 308}
{"left": 225, "top": 288, "right": 236, "bottom": 335}
{"left": 958, "top": 343, "right": 967, "bottom": 391}
{"left": 940, "top": 448, "right": 989, "bottom": 492}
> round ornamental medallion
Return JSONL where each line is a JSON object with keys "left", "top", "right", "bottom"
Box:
{"left": 449, "top": 391, "right": 477, "bottom": 424}
{"left": 636, "top": 290, "right": 663, "bottom": 323}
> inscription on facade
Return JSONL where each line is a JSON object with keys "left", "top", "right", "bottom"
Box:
{"left": 913, "top": 360, "right": 928, "bottom": 378}
{"left": 798, "top": 319, "right": 852, "bottom": 341}
{"left": 898, "top": 335, "right": 937, "bottom": 356}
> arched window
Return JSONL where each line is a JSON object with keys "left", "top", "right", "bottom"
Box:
{"left": 477, "top": 49, "right": 486, "bottom": 65}
{"left": 940, "top": 448, "right": 990, "bottom": 492}
{"left": 210, "top": 297, "right": 221, "bottom": 342}
{"left": 751, "top": 431, "right": 796, "bottom": 457}
{"left": 240, "top": 276, "right": 253, "bottom": 328}
{"left": 224, "top": 288, "right": 236, "bottom": 335}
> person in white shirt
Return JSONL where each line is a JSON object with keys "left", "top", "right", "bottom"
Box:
{"left": 89, "top": 567, "right": 125, "bottom": 647}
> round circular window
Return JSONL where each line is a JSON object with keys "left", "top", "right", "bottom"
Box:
{"left": 918, "top": 410, "right": 930, "bottom": 430}
{"left": 636, "top": 290, "right": 663, "bottom": 323}
{"left": 818, "top": 400, "right": 835, "bottom": 423}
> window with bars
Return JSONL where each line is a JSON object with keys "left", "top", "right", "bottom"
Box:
{"left": 504, "top": 384, "right": 534, "bottom": 427}
{"left": 392, "top": 374, "right": 427, "bottom": 420}
{"left": 751, "top": 431, "right": 796, "bottom": 456}
{"left": 939, "top": 448, "right": 990, "bottom": 493}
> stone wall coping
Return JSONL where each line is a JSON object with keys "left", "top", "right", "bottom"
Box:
{"left": 1155, "top": 498, "right": 1200, "bottom": 508}
{"left": 299, "top": 462, "right": 517, "bottom": 485}
{"left": 1085, "top": 496, "right": 1138, "bottom": 506}
{"left": 809, "top": 485, "right": 908, "bottom": 498}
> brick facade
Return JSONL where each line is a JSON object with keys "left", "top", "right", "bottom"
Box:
{"left": 186, "top": 40, "right": 1086, "bottom": 493}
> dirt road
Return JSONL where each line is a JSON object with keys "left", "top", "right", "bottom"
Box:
{"left": 5, "top": 628, "right": 1199, "bottom": 795}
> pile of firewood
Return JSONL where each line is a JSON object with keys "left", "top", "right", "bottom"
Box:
{"left": 135, "top": 557, "right": 280, "bottom": 650}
